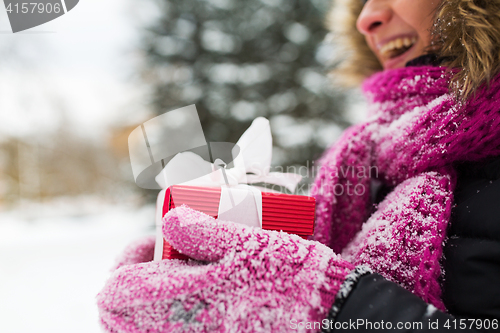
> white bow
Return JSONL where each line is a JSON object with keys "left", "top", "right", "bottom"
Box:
{"left": 155, "top": 117, "right": 302, "bottom": 192}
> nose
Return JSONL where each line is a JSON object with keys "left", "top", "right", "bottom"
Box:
{"left": 356, "top": 0, "right": 393, "bottom": 35}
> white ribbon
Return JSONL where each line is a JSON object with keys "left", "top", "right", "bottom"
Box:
{"left": 154, "top": 117, "right": 302, "bottom": 228}
{"left": 155, "top": 117, "right": 302, "bottom": 192}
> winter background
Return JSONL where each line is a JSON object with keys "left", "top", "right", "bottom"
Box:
{"left": 0, "top": 0, "right": 365, "bottom": 332}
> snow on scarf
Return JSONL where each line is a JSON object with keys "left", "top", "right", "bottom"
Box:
{"left": 311, "top": 66, "right": 500, "bottom": 310}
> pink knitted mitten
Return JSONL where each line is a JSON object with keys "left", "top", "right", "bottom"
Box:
{"left": 112, "top": 235, "right": 156, "bottom": 270}
{"left": 97, "top": 206, "right": 356, "bottom": 332}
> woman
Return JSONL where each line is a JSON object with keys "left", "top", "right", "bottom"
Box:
{"left": 97, "top": 0, "right": 500, "bottom": 331}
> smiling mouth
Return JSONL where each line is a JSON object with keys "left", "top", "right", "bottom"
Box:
{"left": 379, "top": 36, "right": 417, "bottom": 59}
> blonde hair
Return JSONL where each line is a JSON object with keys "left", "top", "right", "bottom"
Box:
{"left": 327, "top": 0, "right": 500, "bottom": 100}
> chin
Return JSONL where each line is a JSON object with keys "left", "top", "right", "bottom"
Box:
{"left": 382, "top": 49, "right": 423, "bottom": 70}
{"left": 377, "top": 40, "right": 427, "bottom": 70}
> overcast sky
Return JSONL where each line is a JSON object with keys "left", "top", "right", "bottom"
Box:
{"left": 0, "top": 0, "right": 157, "bottom": 141}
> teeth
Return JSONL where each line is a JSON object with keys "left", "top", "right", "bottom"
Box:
{"left": 379, "top": 37, "right": 417, "bottom": 57}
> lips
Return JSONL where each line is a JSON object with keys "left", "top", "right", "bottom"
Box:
{"left": 379, "top": 36, "right": 417, "bottom": 59}
{"left": 373, "top": 35, "right": 420, "bottom": 69}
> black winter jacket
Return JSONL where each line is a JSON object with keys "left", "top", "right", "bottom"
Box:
{"left": 322, "top": 156, "right": 500, "bottom": 332}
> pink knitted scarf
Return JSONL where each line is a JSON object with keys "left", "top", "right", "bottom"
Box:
{"left": 311, "top": 66, "right": 500, "bottom": 310}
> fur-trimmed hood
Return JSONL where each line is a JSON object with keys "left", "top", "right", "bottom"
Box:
{"left": 328, "top": 0, "right": 500, "bottom": 100}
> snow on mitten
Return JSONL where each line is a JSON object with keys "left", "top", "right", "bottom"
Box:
{"left": 97, "top": 206, "right": 356, "bottom": 332}
{"left": 112, "top": 235, "right": 156, "bottom": 270}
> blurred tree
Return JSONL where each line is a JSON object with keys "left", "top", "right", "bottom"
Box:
{"left": 0, "top": 132, "right": 128, "bottom": 206}
{"left": 140, "top": 0, "right": 349, "bottom": 174}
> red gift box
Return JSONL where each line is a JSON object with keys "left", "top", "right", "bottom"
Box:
{"left": 154, "top": 185, "right": 316, "bottom": 260}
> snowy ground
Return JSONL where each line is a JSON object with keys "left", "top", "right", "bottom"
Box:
{"left": 0, "top": 199, "right": 156, "bottom": 333}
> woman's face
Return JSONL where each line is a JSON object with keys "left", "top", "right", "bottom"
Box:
{"left": 356, "top": 0, "right": 439, "bottom": 70}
